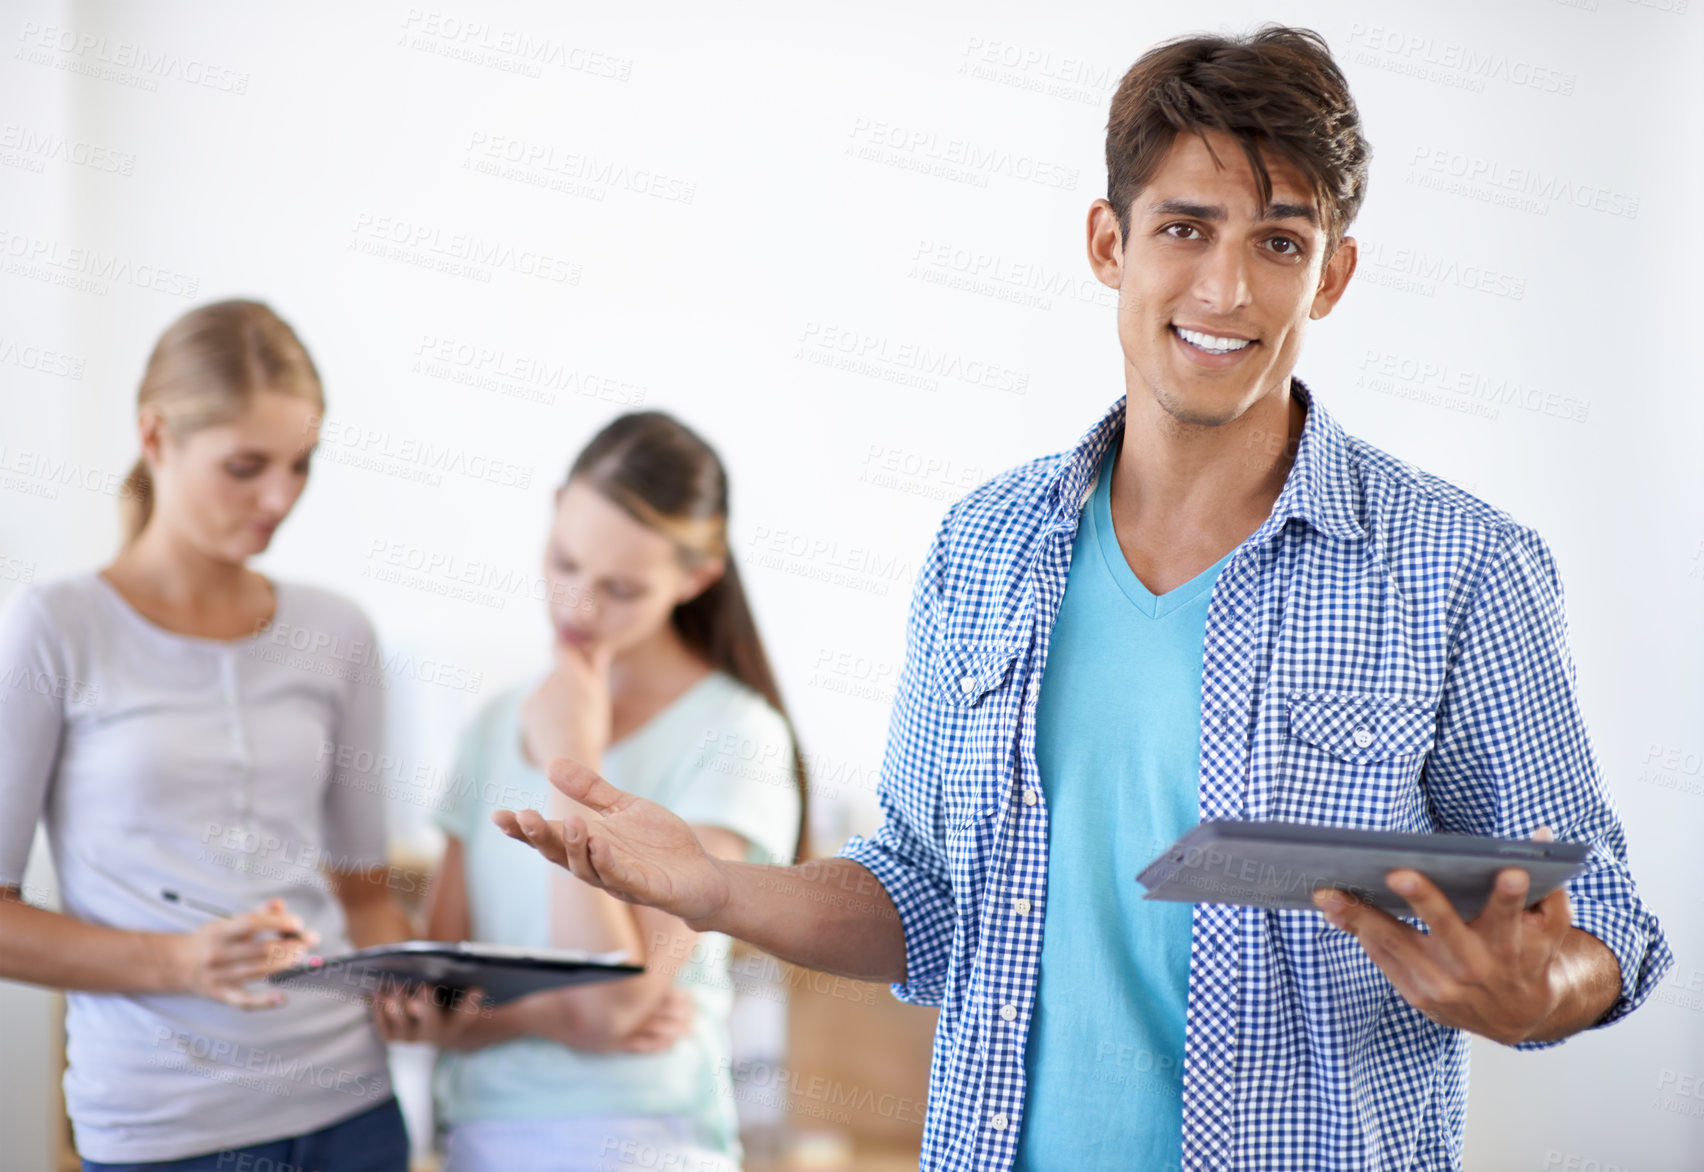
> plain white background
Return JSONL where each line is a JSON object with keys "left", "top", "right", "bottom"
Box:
{"left": 1, "top": 1, "right": 1700, "bottom": 1168}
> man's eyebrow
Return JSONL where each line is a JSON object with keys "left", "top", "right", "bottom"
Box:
{"left": 1146, "top": 198, "right": 1319, "bottom": 226}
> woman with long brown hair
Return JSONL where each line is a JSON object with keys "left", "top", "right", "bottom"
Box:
{"left": 0, "top": 299, "right": 415, "bottom": 1169}
{"left": 373, "top": 411, "right": 806, "bottom": 1172}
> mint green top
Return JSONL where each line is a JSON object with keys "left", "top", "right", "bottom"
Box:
{"left": 432, "top": 670, "right": 801, "bottom": 1156}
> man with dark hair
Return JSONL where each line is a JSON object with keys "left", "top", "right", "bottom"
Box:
{"left": 494, "top": 26, "right": 1670, "bottom": 1171}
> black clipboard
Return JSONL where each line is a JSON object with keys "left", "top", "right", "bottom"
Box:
{"left": 267, "top": 941, "right": 642, "bottom": 1005}
{"left": 1137, "top": 820, "right": 1591, "bottom": 920}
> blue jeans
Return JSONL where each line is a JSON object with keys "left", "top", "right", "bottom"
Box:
{"left": 80, "top": 1097, "right": 409, "bottom": 1172}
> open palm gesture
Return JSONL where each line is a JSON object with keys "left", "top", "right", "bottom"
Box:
{"left": 493, "top": 758, "right": 732, "bottom": 926}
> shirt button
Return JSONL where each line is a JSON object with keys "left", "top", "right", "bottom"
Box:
{"left": 959, "top": 675, "right": 977, "bottom": 696}
{"left": 990, "top": 1112, "right": 1009, "bottom": 1131}
{"left": 1022, "top": 789, "right": 1039, "bottom": 806}
{"left": 1352, "top": 727, "right": 1374, "bottom": 749}
{"left": 999, "top": 1004, "right": 1018, "bottom": 1021}
{"left": 1013, "top": 898, "right": 1031, "bottom": 915}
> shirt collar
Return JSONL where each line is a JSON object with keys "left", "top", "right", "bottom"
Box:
{"left": 1044, "top": 378, "right": 1363, "bottom": 543}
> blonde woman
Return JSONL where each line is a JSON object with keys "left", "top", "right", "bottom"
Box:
{"left": 0, "top": 300, "right": 415, "bottom": 1170}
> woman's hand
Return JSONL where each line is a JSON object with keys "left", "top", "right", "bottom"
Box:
{"left": 520, "top": 983, "right": 699, "bottom": 1053}
{"left": 164, "top": 898, "right": 318, "bottom": 1010}
{"left": 521, "top": 641, "right": 615, "bottom": 771}
{"left": 370, "top": 983, "right": 695, "bottom": 1054}
{"left": 613, "top": 985, "right": 696, "bottom": 1053}
{"left": 371, "top": 986, "right": 501, "bottom": 1051}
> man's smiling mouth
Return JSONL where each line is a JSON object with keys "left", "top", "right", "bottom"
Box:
{"left": 1172, "top": 324, "right": 1255, "bottom": 355}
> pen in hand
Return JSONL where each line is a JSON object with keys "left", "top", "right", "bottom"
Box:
{"left": 160, "top": 889, "right": 306, "bottom": 941}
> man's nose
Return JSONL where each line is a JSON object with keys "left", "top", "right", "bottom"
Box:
{"left": 1190, "top": 239, "right": 1253, "bottom": 314}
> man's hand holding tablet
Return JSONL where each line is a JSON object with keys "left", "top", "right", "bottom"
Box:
{"left": 1310, "top": 827, "right": 1617, "bottom": 1046}
{"left": 1138, "top": 821, "right": 1623, "bottom": 1045}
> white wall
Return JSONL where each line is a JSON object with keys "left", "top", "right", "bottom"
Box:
{"left": 1, "top": 1, "right": 1700, "bottom": 1168}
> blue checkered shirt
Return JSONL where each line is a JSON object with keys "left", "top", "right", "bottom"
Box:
{"left": 838, "top": 382, "right": 1672, "bottom": 1171}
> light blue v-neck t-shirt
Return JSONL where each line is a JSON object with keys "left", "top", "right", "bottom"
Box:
{"left": 1012, "top": 445, "right": 1233, "bottom": 1172}
{"left": 432, "top": 670, "right": 800, "bottom": 1159}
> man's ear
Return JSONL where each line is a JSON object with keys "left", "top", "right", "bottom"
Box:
{"left": 1087, "top": 199, "right": 1125, "bottom": 291}
{"left": 1310, "top": 236, "right": 1358, "bottom": 321}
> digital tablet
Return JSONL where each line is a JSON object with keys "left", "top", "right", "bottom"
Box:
{"left": 1136, "top": 820, "right": 1591, "bottom": 920}
{"left": 268, "top": 941, "right": 642, "bottom": 1006}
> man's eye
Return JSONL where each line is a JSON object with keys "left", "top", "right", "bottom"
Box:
{"left": 292, "top": 458, "right": 312, "bottom": 476}
{"left": 605, "top": 586, "right": 642, "bottom": 602}
{"left": 1267, "top": 236, "right": 1303, "bottom": 256}
{"left": 225, "top": 463, "right": 263, "bottom": 479}
{"left": 1164, "top": 223, "right": 1202, "bottom": 240}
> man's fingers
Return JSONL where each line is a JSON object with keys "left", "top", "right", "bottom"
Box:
{"left": 1475, "top": 867, "right": 1533, "bottom": 951}
{"left": 583, "top": 825, "right": 641, "bottom": 896}
{"left": 1384, "top": 870, "right": 1478, "bottom": 955}
{"left": 1533, "top": 825, "right": 1555, "bottom": 843}
{"left": 545, "top": 758, "right": 631, "bottom": 816}
{"left": 512, "top": 809, "right": 571, "bottom": 869}
{"left": 560, "top": 817, "right": 609, "bottom": 888}
{"left": 496, "top": 805, "right": 612, "bottom": 890}
{"left": 1316, "top": 888, "right": 1450, "bottom": 1006}
{"left": 1315, "top": 887, "right": 1431, "bottom": 966}
{"left": 1530, "top": 884, "right": 1573, "bottom": 940}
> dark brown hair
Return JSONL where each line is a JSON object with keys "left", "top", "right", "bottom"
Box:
{"left": 1106, "top": 26, "right": 1371, "bottom": 252}
{"left": 567, "top": 412, "right": 809, "bottom": 861}
{"left": 121, "top": 300, "right": 323, "bottom": 544}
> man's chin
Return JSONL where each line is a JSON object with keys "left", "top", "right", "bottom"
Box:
{"left": 1149, "top": 385, "right": 1251, "bottom": 429}
{"left": 1139, "top": 363, "right": 1291, "bottom": 430}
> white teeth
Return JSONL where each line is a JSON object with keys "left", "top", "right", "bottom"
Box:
{"left": 1175, "top": 326, "right": 1252, "bottom": 354}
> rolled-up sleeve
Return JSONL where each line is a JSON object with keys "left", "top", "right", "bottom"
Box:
{"left": 1423, "top": 524, "right": 1673, "bottom": 1047}
{"left": 837, "top": 517, "right": 957, "bottom": 1006}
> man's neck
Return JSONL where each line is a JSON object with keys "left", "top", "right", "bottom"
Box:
{"left": 1106, "top": 381, "right": 1304, "bottom": 596}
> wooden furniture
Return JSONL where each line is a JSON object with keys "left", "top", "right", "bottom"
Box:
{"left": 744, "top": 959, "right": 938, "bottom": 1171}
